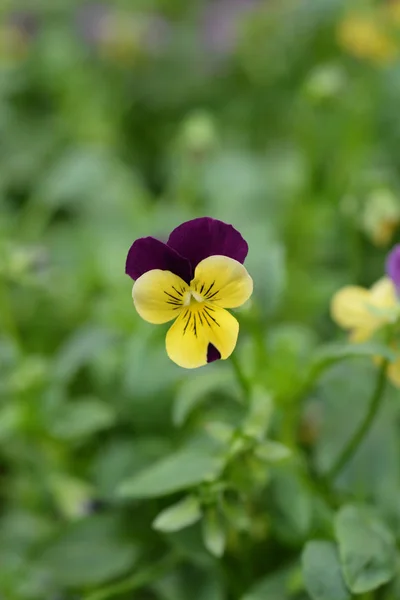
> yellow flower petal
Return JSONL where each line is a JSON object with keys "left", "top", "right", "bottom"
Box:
{"left": 388, "top": 357, "right": 400, "bottom": 388}
{"left": 166, "top": 304, "right": 239, "bottom": 369}
{"left": 132, "top": 270, "right": 188, "bottom": 324}
{"left": 337, "top": 14, "right": 397, "bottom": 63}
{"left": 191, "top": 255, "right": 253, "bottom": 309}
{"left": 332, "top": 278, "right": 398, "bottom": 341}
{"left": 369, "top": 277, "right": 397, "bottom": 309}
{"left": 330, "top": 286, "right": 375, "bottom": 330}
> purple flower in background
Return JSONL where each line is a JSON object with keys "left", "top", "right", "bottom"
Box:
{"left": 125, "top": 218, "right": 253, "bottom": 369}
{"left": 386, "top": 244, "right": 400, "bottom": 292}
{"left": 76, "top": 2, "right": 109, "bottom": 45}
{"left": 76, "top": 3, "right": 171, "bottom": 59}
{"left": 201, "top": 0, "right": 260, "bottom": 56}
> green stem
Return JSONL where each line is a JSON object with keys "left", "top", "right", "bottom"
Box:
{"left": 230, "top": 352, "right": 250, "bottom": 400}
{"left": 84, "top": 553, "right": 180, "bottom": 600}
{"left": 0, "top": 277, "right": 21, "bottom": 348}
{"left": 327, "top": 360, "right": 388, "bottom": 482}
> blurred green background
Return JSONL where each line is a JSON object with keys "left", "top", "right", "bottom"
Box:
{"left": 2, "top": 0, "right": 400, "bottom": 599}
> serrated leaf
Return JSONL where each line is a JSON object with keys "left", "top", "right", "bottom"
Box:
{"left": 153, "top": 495, "right": 202, "bottom": 533}
{"left": 302, "top": 540, "right": 350, "bottom": 600}
{"left": 118, "top": 448, "right": 222, "bottom": 499}
{"left": 335, "top": 505, "right": 397, "bottom": 594}
{"left": 202, "top": 508, "right": 226, "bottom": 558}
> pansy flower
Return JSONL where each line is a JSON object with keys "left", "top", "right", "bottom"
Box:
{"left": 125, "top": 218, "right": 253, "bottom": 369}
{"left": 331, "top": 246, "right": 400, "bottom": 386}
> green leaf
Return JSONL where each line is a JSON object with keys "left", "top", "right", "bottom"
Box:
{"left": 173, "top": 370, "right": 238, "bottom": 427}
{"left": 53, "top": 326, "right": 117, "bottom": 383}
{"left": 38, "top": 514, "right": 138, "bottom": 587}
{"left": 153, "top": 496, "right": 202, "bottom": 533}
{"left": 270, "top": 470, "right": 313, "bottom": 543}
{"left": 302, "top": 540, "right": 350, "bottom": 600}
{"left": 255, "top": 441, "right": 291, "bottom": 463}
{"left": 335, "top": 505, "right": 397, "bottom": 593}
{"left": 242, "top": 386, "right": 273, "bottom": 441}
{"left": 118, "top": 448, "right": 222, "bottom": 499}
{"left": 241, "top": 566, "right": 294, "bottom": 600}
{"left": 310, "top": 342, "right": 396, "bottom": 379}
{"left": 202, "top": 508, "right": 226, "bottom": 558}
{"left": 48, "top": 397, "right": 115, "bottom": 440}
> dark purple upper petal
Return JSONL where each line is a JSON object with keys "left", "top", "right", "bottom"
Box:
{"left": 167, "top": 217, "right": 248, "bottom": 271}
{"left": 386, "top": 244, "right": 400, "bottom": 292}
{"left": 125, "top": 237, "right": 192, "bottom": 282}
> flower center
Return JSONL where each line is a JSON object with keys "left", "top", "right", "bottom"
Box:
{"left": 183, "top": 288, "right": 205, "bottom": 306}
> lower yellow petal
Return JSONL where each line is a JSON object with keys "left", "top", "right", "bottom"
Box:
{"left": 331, "top": 286, "right": 375, "bottom": 331}
{"left": 349, "top": 327, "right": 375, "bottom": 343}
{"left": 191, "top": 255, "right": 253, "bottom": 309}
{"left": 132, "top": 269, "right": 188, "bottom": 324}
{"left": 166, "top": 304, "right": 239, "bottom": 369}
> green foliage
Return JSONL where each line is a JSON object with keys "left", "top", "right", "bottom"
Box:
{"left": 2, "top": 0, "right": 400, "bottom": 598}
{"left": 335, "top": 505, "right": 398, "bottom": 594}
{"left": 37, "top": 514, "right": 139, "bottom": 588}
{"left": 118, "top": 447, "right": 223, "bottom": 499}
{"left": 153, "top": 496, "right": 202, "bottom": 533}
{"left": 302, "top": 541, "right": 350, "bottom": 600}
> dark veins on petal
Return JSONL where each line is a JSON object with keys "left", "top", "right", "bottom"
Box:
{"left": 167, "top": 217, "right": 248, "bottom": 272}
{"left": 125, "top": 237, "right": 192, "bottom": 282}
{"left": 207, "top": 343, "right": 221, "bottom": 363}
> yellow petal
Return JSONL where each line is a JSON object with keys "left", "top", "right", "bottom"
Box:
{"left": 166, "top": 304, "right": 239, "bottom": 369}
{"left": 369, "top": 277, "right": 397, "bottom": 309}
{"left": 331, "top": 286, "right": 375, "bottom": 330}
{"left": 191, "top": 255, "right": 253, "bottom": 309}
{"left": 349, "top": 327, "right": 376, "bottom": 343}
{"left": 388, "top": 357, "right": 400, "bottom": 388}
{"left": 132, "top": 270, "right": 188, "bottom": 324}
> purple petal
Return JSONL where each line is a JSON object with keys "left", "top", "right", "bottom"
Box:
{"left": 75, "top": 3, "right": 109, "bottom": 44}
{"left": 167, "top": 217, "right": 248, "bottom": 272}
{"left": 386, "top": 244, "right": 400, "bottom": 291}
{"left": 125, "top": 237, "right": 192, "bottom": 282}
{"left": 207, "top": 343, "right": 221, "bottom": 363}
{"left": 201, "top": 0, "right": 260, "bottom": 56}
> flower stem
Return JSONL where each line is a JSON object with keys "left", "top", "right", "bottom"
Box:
{"left": 0, "top": 277, "right": 21, "bottom": 348}
{"left": 230, "top": 352, "right": 250, "bottom": 400}
{"left": 327, "top": 360, "right": 388, "bottom": 482}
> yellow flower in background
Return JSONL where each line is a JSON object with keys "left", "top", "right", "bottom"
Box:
{"left": 337, "top": 11, "right": 398, "bottom": 64}
{"left": 331, "top": 277, "right": 397, "bottom": 342}
{"left": 331, "top": 270, "right": 400, "bottom": 386}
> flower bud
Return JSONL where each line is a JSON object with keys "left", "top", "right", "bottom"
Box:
{"left": 362, "top": 189, "right": 400, "bottom": 247}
